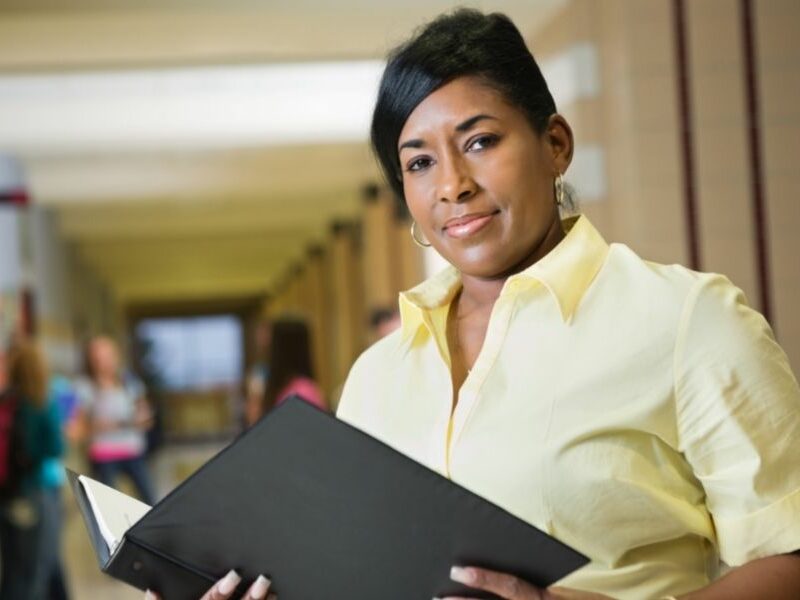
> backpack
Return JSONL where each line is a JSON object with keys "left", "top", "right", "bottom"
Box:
{"left": 0, "top": 390, "right": 30, "bottom": 499}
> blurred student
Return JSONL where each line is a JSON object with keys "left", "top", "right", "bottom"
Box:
{"left": 244, "top": 318, "right": 272, "bottom": 427}
{"left": 262, "top": 317, "right": 325, "bottom": 415}
{"left": 74, "top": 335, "right": 156, "bottom": 505}
{"left": 0, "top": 340, "right": 64, "bottom": 600}
{"left": 41, "top": 374, "right": 76, "bottom": 600}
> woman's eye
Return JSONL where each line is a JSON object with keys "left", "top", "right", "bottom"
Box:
{"left": 406, "top": 157, "right": 433, "bottom": 172}
{"left": 467, "top": 134, "right": 499, "bottom": 152}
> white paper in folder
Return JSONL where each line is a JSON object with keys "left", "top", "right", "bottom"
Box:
{"left": 78, "top": 475, "right": 152, "bottom": 553}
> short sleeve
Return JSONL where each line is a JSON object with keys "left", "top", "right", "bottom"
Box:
{"left": 335, "top": 338, "right": 392, "bottom": 431}
{"left": 73, "top": 377, "right": 95, "bottom": 410}
{"left": 335, "top": 352, "right": 368, "bottom": 425}
{"left": 675, "top": 274, "right": 800, "bottom": 565}
{"left": 279, "top": 377, "right": 325, "bottom": 410}
{"left": 125, "top": 375, "right": 146, "bottom": 400}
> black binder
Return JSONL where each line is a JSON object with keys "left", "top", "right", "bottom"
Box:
{"left": 70, "top": 397, "right": 589, "bottom": 599}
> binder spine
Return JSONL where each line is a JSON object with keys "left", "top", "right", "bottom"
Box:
{"left": 105, "top": 535, "right": 219, "bottom": 600}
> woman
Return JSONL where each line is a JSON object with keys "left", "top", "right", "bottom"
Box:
{"left": 75, "top": 335, "right": 156, "bottom": 505}
{"left": 0, "top": 340, "right": 64, "bottom": 600}
{"left": 261, "top": 317, "right": 325, "bottom": 414}
{"left": 150, "top": 9, "right": 800, "bottom": 600}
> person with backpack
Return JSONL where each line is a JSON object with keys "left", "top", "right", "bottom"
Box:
{"left": 38, "top": 374, "right": 76, "bottom": 600}
{"left": 0, "top": 345, "right": 14, "bottom": 494}
{"left": 0, "top": 340, "right": 65, "bottom": 600}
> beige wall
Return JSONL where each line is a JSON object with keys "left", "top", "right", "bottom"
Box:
{"left": 29, "top": 205, "right": 126, "bottom": 373}
{"left": 530, "top": 0, "right": 800, "bottom": 371}
{"left": 687, "top": 0, "right": 759, "bottom": 303}
{"left": 756, "top": 0, "right": 800, "bottom": 371}
{"left": 532, "top": 0, "right": 687, "bottom": 266}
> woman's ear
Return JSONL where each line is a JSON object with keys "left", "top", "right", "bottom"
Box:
{"left": 546, "top": 114, "right": 574, "bottom": 175}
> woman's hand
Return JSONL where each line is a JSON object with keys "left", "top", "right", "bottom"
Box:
{"left": 134, "top": 397, "right": 155, "bottom": 431}
{"left": 93, "top": 416, "right": 121, "bottom": 433}
{"left": 436, "top": 566, "right": 613, "bottom": 600}
{"left": 144, "top": 570, "right": 274, "bottom": 600}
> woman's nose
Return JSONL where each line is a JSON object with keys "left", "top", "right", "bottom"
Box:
{"left": 436, "top": 155, "right": 476, "bottom": 203}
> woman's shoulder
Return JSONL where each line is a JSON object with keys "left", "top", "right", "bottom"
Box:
{"left": 603, "top": 242, "right": 743, "bottom": 308}
{"left": 73, "top": 376, "right": 96, "bottom": 403}
{"left": 284, "top": 376, "right": 320, "bottom": 395}
{"left": 351, "top": 328, "right": 406, "bottom": 374}
{"left": 609, "top": 244, "right": 775, "bottom": 360}
{"left": 336, "top": 329, "right": 406, "bottom": 420}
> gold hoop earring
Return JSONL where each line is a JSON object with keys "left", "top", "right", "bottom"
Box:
{"left": 410, "top": 220, "right": 431, "bottom": 248}
{"left": 554, "top": 173, "right": 565, "bottom": 206}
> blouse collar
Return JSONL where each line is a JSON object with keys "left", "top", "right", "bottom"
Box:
{"left": 398, "top": 215, "right": 610, "bottom": 339}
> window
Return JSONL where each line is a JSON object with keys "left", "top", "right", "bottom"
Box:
{"left": 136, "top": 315, "right": 243, "bottom": 391}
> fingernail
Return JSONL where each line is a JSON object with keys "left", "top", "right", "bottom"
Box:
{"left": 249, "top": 575, "right": 271, "bottom": 599}
{"left": 144, "top": 591, "right": 157, "bottom": 600}
{"left": 450, "top": 566, "right": 473, "bottom": 584}
{"left": 217, "top": 570, "right": 242, "bottom": 595}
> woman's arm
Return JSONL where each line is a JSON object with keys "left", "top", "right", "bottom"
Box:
{"left": 435, "top": 566, "right": 611, "bottom": 599}
{"left": 74, "top": 405, "right": 121, "bottom": 435}
{"left": 438, "top": 553, "right": 800, "bottom": 600}
{"left": 133, "top": 395, "right": 154, "bottom": 430}
{"left": 678, "top": 552, "right": 800, "bottom": 600}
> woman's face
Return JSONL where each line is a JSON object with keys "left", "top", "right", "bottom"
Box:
{"left": 90, "top": 337, "right": 119, "bottom": 377}
{"left": 398, "top": 76, "right": 572, "bottom": 279}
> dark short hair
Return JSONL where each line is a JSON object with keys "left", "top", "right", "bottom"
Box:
{"left": 263, "top": 316, "right": 315, "bottom": 412}
{"left": 369, "top": 307, "right": 399, "bottom": 329}
{"left": 370, "top": 9, "right": 557, "bottom": 203}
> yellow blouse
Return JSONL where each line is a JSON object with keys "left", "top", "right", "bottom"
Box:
{"left": 336, "top": 216, "right": 800, "bottom": 599}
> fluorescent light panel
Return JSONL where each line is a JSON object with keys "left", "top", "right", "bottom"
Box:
{"left": 0, "top": 61, "right": 385, "bottom": 154}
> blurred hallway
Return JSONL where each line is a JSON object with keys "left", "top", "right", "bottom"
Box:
{"left": 1, "top": 0, "right": 798, "bottom": 597}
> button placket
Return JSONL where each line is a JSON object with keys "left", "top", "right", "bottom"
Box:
{"left": 446, "top": 292, "right": 520, "bottom": 474}
{"left": 430, "top": 352, "right": 455, "bottom": 477}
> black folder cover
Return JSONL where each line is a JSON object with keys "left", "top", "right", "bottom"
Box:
{"left": 70, "top": 398, "right": 588, "bottom": 599}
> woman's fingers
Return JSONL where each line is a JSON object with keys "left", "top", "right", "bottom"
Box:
{"left": 144, "top": 571, "right": 274, "bottom": 600}
{"left": 200, "top": 570, "right": 242, "bottom": 600}
{"left": 243, "top": 574, "right": 272, "bottom": 600}
{"left": 439, "top": 566, "right": 545, "bottom": 600}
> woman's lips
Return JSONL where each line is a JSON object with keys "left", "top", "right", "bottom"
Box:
{"left": 443, "top": 210, "right": 499, "bottom": 239}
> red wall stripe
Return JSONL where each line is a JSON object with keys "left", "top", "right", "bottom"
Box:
{"left": 740, "top": 0, "right": 774, "bottom": 326}
{"left": 673, "top": 0, "right": 702, "bottom": 271}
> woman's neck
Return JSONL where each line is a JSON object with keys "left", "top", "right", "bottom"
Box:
{"left": 458, "top": 213, "right": 565, "bottom": 314}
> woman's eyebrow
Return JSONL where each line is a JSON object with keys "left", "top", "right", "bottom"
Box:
{"left": 398, "top": 138, "right": 424, "bottom": 152}
{"left": 455, "top": 113, "right": 497, "bottom": 132}
{"left": 398, "top": 114, "right": 498, "bottom": 152}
